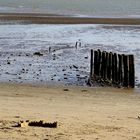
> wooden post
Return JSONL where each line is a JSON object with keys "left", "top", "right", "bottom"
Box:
{"left": 112, "top": 53, "right": 115, "bottom": 83}
{"left": 107, "top": 52, "right": 112, "bottom": 81}
{"left": 106, "top": 52, "right": 109, "bottom": 80}
{"left": 90, "top": 49, "right": 93, "bottom": 78}
{"left": 94, "top": 50, "right": 98, "bottom": 76}
{"left": 129, "top": 55, "right": 135, "bottom": 88}
{"left": 101, "top": 51, "right": 106, "bottom": 79}
{"left": 114, "top": 53, "right": 118, "bottom": 84}
{"left": 97, "top": 49, "right": 102, "bottom": 77}
{"left": 118, "top": 54, "right": 123, "bottom": 86}
{"left": 104, "top": 51, "right": 107, "bottom": 80}
{"left": 123, "top": 55, "right": 129, "bottom": 87}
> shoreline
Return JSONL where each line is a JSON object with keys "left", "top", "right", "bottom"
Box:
{"left": 0, "top": 81, "right": 137, "bottom": 93}
{"left": 0, "top": 13, "right": 140, "bottom": 24}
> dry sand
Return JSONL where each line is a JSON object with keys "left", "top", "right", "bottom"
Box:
{"left": 0, "top": 13, "right": 140, "bottom": 24}
{"left": 0, "top": 83, "right": 140, "bottom": 140}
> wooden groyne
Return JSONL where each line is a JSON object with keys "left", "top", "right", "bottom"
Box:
{"left": 90, "top": 49, "right": 135, "bottom": 88}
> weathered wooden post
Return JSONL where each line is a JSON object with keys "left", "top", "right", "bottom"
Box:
{"left": 106, "top": 52, "right": 109, "bottom": 80}
{"left": 101, "top": 51, "right": 106, "bottom": 79}
{"left": 112, "top": 53, "right": 115, "bottom": 83}
{"left": 107, "top": 52, "right": 113, "bottom": 81}
{"left": 94, "top": 50, "right": 98, "bottom": 76}
{"left": 114, "top": 53, "right": 118, "bottom": 84}
{"left": 90, "top": 49, "right": 93, "bottom": 78}
{"left": 123, "top": 55, "right": 129, "bottom": 87}
{"left": 118, "top": 54, "right": 123, "bottom": 86}
{"left": 97, "top": 49, "right": 102, "bottom": 77}
{"left": 129, "top": 55, "right": 135, "bottom": 88}
{"left": 104, "top": 51, "right": 108, "bottom": 80}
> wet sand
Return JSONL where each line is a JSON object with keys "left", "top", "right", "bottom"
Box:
{"left": 0, "top": 13, "right": 140, "bottom": 24}
{"left": 0, "top": 23, "right": 140, "bottom": 86}
{"left": 0, "top": 83, "right": 140, "bottom": 140}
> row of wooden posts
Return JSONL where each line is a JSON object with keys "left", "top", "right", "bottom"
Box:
{"left": 90, "top": 49, "right": 135, "bottom": 88}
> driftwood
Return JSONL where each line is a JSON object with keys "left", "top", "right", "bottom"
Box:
{"left": 29, "top": 120, "right": 57, "bottom": 128}
{"left": 14, "top": 120, "right": 57, "bottom": 128}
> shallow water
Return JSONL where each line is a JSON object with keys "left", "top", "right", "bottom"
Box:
{"left": 0, "top": 22, "right": 140, "bottom": 87}
{"left": 0, "top": 0, "right": 140, "bottom": 16}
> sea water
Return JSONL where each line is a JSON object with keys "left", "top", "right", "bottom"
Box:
{"left": 0, "top": 0, "right": 140, "bottom": 16}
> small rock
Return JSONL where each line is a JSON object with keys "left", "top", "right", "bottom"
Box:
{"left": 73, "top": 65, "right": 78, "bottom": 69}
{"left": 14, "top": 116, "right": 20, "bottom": 118}
{"left": 33, "top": 52, "right": 43, "bottom": 56}
{"left": 63, "top": 89, "right": 69, "bottom": 91}
{"left": 81, "top": 89, "right": 88, "bottom": 92}
{"left": 5, "top": 72, "right": 10, "bottom": 74}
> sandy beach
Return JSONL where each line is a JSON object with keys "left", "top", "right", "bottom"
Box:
{"left": 0, "top": 13, "right": 140, "bottom": 24}
{"left": 0, "top": 83, "right": 140, "bottom": 140}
